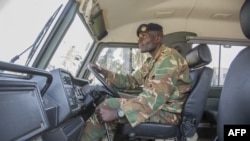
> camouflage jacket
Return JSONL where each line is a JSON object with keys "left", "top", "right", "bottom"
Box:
{"left": 105, "top": 44, "right": 192, "bottom": 127}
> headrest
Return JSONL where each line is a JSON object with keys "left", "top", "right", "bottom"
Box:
{"left": 240, "top": 0, "right": 250, "bottom": 40}
{"left": 185, "top": 44, "right": 212, "bottom": 69}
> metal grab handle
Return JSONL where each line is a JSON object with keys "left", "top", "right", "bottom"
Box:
{"left": 104, "top": 123, "right": 111, "bottom": 141}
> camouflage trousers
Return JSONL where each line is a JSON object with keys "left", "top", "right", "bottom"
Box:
{"left": 80, "top": 98, "right": 181, "bottom": 141}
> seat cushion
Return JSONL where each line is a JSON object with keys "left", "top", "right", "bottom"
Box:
{"left": 114, "top": 123, "right": 180, "bottom": 139}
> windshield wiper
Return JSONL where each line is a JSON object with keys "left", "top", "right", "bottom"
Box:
{"left": 10, "top": 4, "right": 63, "bottom": 65}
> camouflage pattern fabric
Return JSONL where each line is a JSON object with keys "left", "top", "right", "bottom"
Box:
{"left": 81, "top": 44, "right": 192, "bottom": 141}
{"left": 105, "top": 44, "right": 191, "bottom": 127}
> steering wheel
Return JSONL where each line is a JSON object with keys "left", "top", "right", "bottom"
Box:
{"left": 87, "top": 64, "right": 120, "bottom": 98}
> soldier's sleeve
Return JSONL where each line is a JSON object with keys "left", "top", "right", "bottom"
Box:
{"left": 105, "top": 67, "right": 145, "bottom": 89}
{"left": 120, "top": 53, "right": 191, "bottom": 127}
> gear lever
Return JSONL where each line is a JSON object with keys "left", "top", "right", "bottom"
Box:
{"left": 104, "top": 123, "right": 111, "bottom": 141}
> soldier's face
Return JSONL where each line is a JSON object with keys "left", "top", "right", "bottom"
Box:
{"left": 138, "top": 32, "right": 157, "bottom": 53}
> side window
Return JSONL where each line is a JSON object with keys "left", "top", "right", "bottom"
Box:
{"left": 216, "top": 45, "right": 245, "bottom": 85}
{"left": 193, "top": 44, "right": 245, "bottom": 86}
{"left": 89, "top": 47, "right": 149, "bottom": 84}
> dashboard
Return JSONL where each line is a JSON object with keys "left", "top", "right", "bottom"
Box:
{"left": 43, "top": 68, "right": 104, "bottom": 129}
{"left": 0, "top": 61, "right": 106, "bottom": 141}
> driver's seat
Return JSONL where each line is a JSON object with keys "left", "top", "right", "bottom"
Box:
{"left": 113, "top": 44, "right": 213, "bottom": 141}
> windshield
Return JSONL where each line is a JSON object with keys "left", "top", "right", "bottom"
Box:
{"left": 46, "top": 14, "right": 93, "bottom": 76}
{"left": 0, "top": 0, "right": 67, "bottom": 65}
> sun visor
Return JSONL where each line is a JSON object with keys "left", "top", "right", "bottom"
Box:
{"left": 78, "top": 0, "right": 108, "bottom": 40}
{"left": 89, "top": 9, "right": 108, "bottom": 40}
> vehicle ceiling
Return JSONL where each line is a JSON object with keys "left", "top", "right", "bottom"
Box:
{"left": 78, "top": 0, "right": 246, "bottom": 43}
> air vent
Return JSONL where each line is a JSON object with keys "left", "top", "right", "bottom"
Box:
{"left": 63, "top": 76, "right": 72, "bottom": 85}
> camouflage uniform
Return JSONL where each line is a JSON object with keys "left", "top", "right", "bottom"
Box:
{"left": 81, "top": 44, "right": 192, "bottom": 141}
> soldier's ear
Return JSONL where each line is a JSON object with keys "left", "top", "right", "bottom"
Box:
{"left": 155, "top": 36, "right": 162, "bottom": 43}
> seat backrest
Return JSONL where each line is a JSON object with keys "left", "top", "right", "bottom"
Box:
{"left": 240, "top": 0, "right": 250, "bottom": 40}
{"left": 180, "top": 44, "right": 213, "bottom": 136}
{"left": 217, "top": 1, "right": 250, "bottom": 141}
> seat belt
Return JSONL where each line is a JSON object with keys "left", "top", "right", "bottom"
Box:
{"left": 180, "top": 117, "right": 197, "bottom": 141}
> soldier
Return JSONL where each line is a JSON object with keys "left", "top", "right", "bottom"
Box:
{"left": 81, "top": 23, "right": 192, "bottom": 141}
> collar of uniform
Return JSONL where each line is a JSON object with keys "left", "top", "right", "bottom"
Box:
{"left": 150, "top": 44, "right": 165, "bottom": 62}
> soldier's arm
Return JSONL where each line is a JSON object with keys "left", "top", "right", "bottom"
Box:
{"left": 120, "top": 54, "right": 191, "bottom": 127}
{"left": 104, "top": 68, "right": 144, "bottom": 89}
{"left": 121, "top": 74, "right": 175, "bottom": 127}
